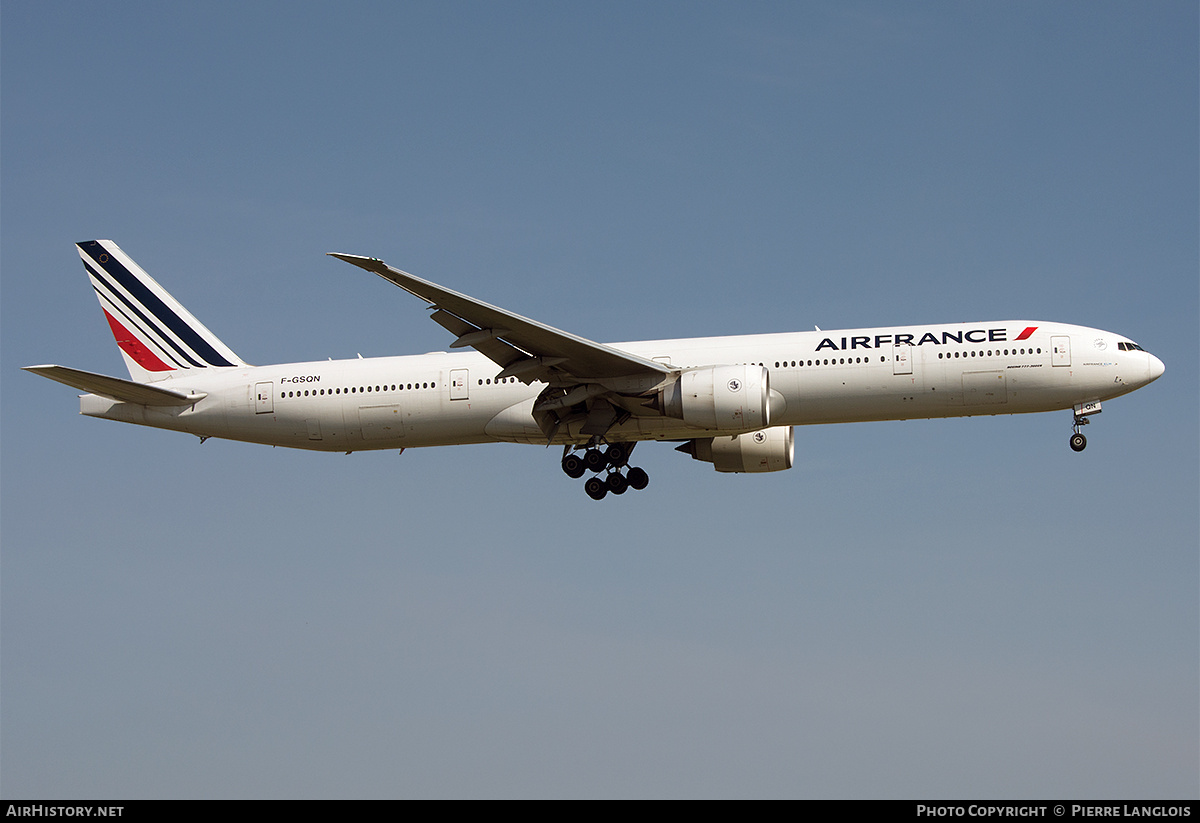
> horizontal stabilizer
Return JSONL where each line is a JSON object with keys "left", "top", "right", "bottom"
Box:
{"left": 23, "top": 365, "right": 204, "bottom": 406}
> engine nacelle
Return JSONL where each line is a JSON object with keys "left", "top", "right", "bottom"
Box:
{"left": 678, "top": 426, "right": 794, "bottom": 473}
{"left": 658, "top": 364, "right": 771, "bottom": 431}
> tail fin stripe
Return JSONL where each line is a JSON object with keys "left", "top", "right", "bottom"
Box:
{"left": 101, "top": 310, "right": 176, "bottom": 372}
{"left": 86, "top": 262, "right": 206, "bottom": 368}
{"left": 80, "top": 245, "right": 237, "bottom": 367}
{"left": 90, "top": 281, "right": 193, "bottom": 369}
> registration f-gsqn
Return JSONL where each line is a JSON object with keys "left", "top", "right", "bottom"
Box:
{"left": 27, "top": 241, "right": 1165, "bottom": 499}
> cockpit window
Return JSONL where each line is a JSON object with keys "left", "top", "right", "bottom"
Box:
{"left": 1118, "top": 341, "right": 1146, "bottom": 352}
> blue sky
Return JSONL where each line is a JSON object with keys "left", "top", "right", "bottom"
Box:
{"left": 3, "top": 2, "right": 1196, "bottom": 798}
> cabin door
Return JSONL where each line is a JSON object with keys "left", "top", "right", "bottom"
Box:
{"left": 1051, "top": 336, "right": 1071, "bottom": 367}
{"left": 255, "top": 382, "right": 274, "bottom": 414}
{"left": 450, "top": 369, "right": 469, "bottom": 400}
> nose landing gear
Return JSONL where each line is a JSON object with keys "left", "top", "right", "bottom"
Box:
{"left": 1070, "top": 412, "right": 1090, "bottom": 452}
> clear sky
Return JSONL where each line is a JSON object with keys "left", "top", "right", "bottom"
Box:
{"left": 2, "top": 1, "right": 1196, "bottom": 799}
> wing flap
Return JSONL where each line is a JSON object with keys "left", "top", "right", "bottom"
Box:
{"left": 428, "top": 309, "right": 528, "bottom": 372}
{"left": 23, "top": 365, "right": 204, "bottom": 406}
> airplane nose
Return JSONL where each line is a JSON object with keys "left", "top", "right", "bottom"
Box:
{"left": 1147, "top": 354, "right": 1165, "bottom": 383}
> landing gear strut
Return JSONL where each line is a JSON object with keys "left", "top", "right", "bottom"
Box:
{"left": 1070, "top": 414, "right": 1089, "bottom": 452}
{"left": 563, "top": 441, "right": 650, "bottom": 500}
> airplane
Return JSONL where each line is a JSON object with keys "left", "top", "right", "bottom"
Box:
{"left": 25, "top": 240, "right": 1165, "bottom": 500}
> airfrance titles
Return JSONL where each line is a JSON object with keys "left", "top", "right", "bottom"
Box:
{"left": 814, "top": 327, "right": 1032, "bottom": 353}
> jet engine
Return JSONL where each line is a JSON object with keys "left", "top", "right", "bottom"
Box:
{"left": 656, "top": 364, "right": 774, "bottom": 431}
{"left": 676, "top": 426, "right": 794, "bottom": 473}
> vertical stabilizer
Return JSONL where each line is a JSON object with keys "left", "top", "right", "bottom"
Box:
{"left": 77, "top": 240, "right": 246, "bottom": 382}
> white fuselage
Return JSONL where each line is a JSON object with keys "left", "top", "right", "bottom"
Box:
{"left": 78, "top": 320, "right": 1164, "bottom": 452}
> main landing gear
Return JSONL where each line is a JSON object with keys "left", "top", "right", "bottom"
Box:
{"left": 562, "top": 441, "right": 649, "bottom": 500}
{"left": 1069, "top": 413, "right": 1089, "bottom": 452}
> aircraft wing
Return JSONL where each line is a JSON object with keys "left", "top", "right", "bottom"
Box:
{"left": 23, "top": 365, "right": 205, "bottom": 406}
{"left": 328, "top": 254, "right": 673, "bottom": 383}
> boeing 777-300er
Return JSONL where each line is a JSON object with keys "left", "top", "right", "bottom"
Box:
{"left": 26, "top": 240, "right": 1165, "bottom": 499}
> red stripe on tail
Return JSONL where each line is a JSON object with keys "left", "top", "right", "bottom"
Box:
{"left": 1015, "top": 326, "right": 1038, "bottom": 341}
{"left": 103, "top": 310, "right": 175, "bottom": 372}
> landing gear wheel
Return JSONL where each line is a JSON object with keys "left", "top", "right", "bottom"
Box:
{"left": 1070, "top": 432, "right": 1087, "bottom": 452}
{"left": 561, "top": 453, "right": 586, "bottom": 478}
{"left": 604, "top": 443, "right": 630, "bottom": 468}
{"left": 584, "top": 476, "right": 608, "bottom": 500}
{"left": 606, "top": 471, "right": 629, "bottom": 495}
{"left": 583, "top": 449, "right": 606, "bottom": 473}
{"left": 626, "top": 466, "right": 649, "bottom": 491}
